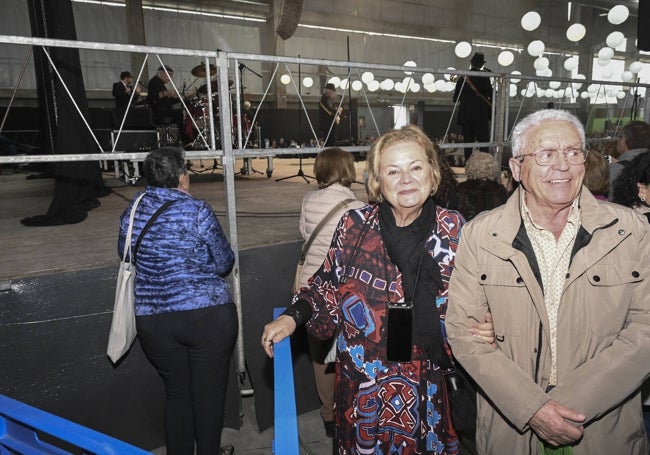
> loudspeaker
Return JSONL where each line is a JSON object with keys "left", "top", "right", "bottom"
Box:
{"left": 275, "top": 0, "right": 303, "bottom": 40}
{"left": 639, "top": 0, "right": 650, "bottom": 51}
{"left": 110, "top": 130, "right": 158, "bottom": 152}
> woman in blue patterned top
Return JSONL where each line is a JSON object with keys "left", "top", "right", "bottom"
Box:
{"left": 118, "top": 147, "right": 236, "bottom": 455}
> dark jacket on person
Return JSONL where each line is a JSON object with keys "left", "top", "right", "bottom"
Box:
{"left": 452, "top": 67, "right": 492, "bottom": 125}
{"left": 112, "top": 81, "right": 138, "bottom": 111}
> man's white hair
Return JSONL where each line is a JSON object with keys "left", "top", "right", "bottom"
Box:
{"left": 510, "top": 109, "right": 585, "bottom": 157}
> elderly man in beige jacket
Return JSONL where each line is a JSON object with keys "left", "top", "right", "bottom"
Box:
{"left": 446, "top": 109, "right": 650, "bottom": 454}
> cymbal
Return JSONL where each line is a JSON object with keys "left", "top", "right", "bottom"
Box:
{"left": 191, "top": 63, "right": 217, "bottom": 78}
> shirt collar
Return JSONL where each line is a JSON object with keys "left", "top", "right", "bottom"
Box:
{"left": 519, "top": 189, "right": 581, "bottom": 231}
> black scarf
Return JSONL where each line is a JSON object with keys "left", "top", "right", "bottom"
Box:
{"left": 378, "top": 198, "right": 444, "bottom": 365}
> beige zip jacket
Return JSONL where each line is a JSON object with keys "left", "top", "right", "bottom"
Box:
{"left": 447, "top": 187, "right": 650, "bottom": 454}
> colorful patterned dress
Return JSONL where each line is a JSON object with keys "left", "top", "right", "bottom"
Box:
{"left": 298, "top": 203, "right": 465, "bottom": 454}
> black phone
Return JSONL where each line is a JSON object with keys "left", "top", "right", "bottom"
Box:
{"left": 386, "top": 301, "right": 413, "bottom": 362}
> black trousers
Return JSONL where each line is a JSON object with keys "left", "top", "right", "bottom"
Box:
{"left": 461, "top": 121, "right": 490, "bottom": 161}
{"left": 136, "top": 304, "right": 238, "bottom": 455}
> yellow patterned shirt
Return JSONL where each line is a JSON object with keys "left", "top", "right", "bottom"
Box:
{"left": 520, "top": 191, "right": 581, "bottom": 386}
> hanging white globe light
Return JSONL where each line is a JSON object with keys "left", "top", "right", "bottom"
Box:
{"left": 629, "top": 61, "right": 644, "bottom": 73}
{"left": 608, "top": 5, "right": 629, "bottom": 25}
{"left": 564, "top": 87, "right": 575, "bottom": 98}
{"left": 566, "top": 23, "right": 586, "bottom": 42}
{"left": 521, "top": 11, "right": 541, "bottom": 31}
{"left": 445, "top": 81, "right": 456, "bottom": 92}
{"left": 403, "top": 60, "right": 417, "bottom": 75}
{"left": 328, "top": 76, "right": 341, "bottom": 87}
{"left": 509, "top": 83, "right": 518, "bottom": 97}
{"left": 339, "top": 78, "right": 349, "bottom": 90}
{"left": 606, "top": 31, "right": 625, "bottom": 49}
{"left": 368, "top": 80, "right": 380, "bottom": 92}
{"left": 621, "top": 71, "right": 634, "bottom": 82}
{"left": 564, "top": 56, "right": 579, "bottom": 71}
{"left": 434, "top": 80, "right": 447, "bottom": 91}
{"left": 527, "top": 40, "right": 545, "bottom": 57}
{"left": 597, "top": 58, "right": 610, "bottom": 67}
{"left": 580, "top": 91, "right": 589, "bottom": 99}
{"left": 549, "top": 81, "right": 561, "bottom": 89}
{"left": 545, "top": 88, "right": 555, "bottom": 98}
{"left": 498, "top": 51, "right": 515, "bottom": 67}
{"left": 540, "top": 68, "right": 553, "bottom": 77}
{"left": 380, "top": 79, "right": 395, "bottom": 91}
{"left": 424, "top": 83, "right": 436, "bottom": 93}
{"left": 351, "top": 80, "right": 363, "bottom": 91}
{"left": 617, "top": 91, "right": 626, "bottom": 100}
{"left": 421, "top": 73, "right": 435, "bottom": 85}
{"left": 587, "top": 84, "right": 599, "bottom": 94}
{"left": 410, "top": 82, "right": 421, "bottom": 93}
{"left": 533, "top": 56, "right": 549, "bottom": 71}
{"left": 510, "top": 71, "right": 522, "bottom": 84}
{"left": 597, "top": 47, "right": 615, "bottom": 61}
{"left": 554, "top": 90, "right": 564, "bottom": 99}
{"left": 361, "top": 71, "right": 374, "bottom": 84}
{"left": 302, "top": 76, "right": 313, "bottom": 88}
{"left": 280, "top": 74, "right": 291, "bottom": 85}
{"left": 455, "top": 41, "right": 472, "bottom": 58}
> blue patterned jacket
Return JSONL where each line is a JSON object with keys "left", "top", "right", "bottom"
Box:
{"left": 118, "top": 186, "right": 234, "bottom": 316}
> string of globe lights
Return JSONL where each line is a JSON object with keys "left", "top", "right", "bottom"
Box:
{"left": 279, "top": 4, "right": 646, "bottom": 104}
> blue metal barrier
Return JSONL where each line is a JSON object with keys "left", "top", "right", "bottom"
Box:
{"left": 272, "top": 307, "right": 299, "bottom": 455}
{"left": 0, "top": 394, "right": 151, "bottom": 455}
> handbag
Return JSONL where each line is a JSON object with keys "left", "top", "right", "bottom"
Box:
{"left": 436, "top": 310, "right": 477, "bottom": 435}
{"left": 107, "top": 196, "right": 175, "bottom": 363}
{"left": 291, "top": 198, "right": 355, "bottom": 294}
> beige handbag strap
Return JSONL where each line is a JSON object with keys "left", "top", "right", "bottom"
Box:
{"left": 122, "top": 193, "right": 147, "bottom": 263}
{"left": 299, "top": 198, "right": 355, "bottom": 263}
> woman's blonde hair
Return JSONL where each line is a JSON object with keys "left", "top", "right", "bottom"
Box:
{"left": 366, "top": 125, "right": 441, "bottom": 202}
{"left": 313, "top": 147, "right": 356, "bottom": 189}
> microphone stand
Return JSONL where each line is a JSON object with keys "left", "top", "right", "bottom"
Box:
{"left": 236, "top": 63, "right": 263, "bottom": 176}
{"left": 276, "top": 55, "right": 315, "bottom": 183}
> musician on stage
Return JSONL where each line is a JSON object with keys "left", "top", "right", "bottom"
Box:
{"left": 112, "top": 71, "right": 141, "bottom": 112}
{"left": 319, "top": 83, "right": 342, "bottom": 147}
{"left": 147, "top": 65, "right": 190, "bottom": 142}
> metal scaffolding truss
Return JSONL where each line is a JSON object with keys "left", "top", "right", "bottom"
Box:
{"left": 1, "top": 33, "right": 649, "bottom": 388}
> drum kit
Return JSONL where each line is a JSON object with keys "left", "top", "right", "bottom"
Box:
{"left": 184, "top": 63, "right": 243, "bottom": 150}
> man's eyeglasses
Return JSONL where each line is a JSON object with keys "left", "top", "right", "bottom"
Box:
{"left": 517, "top": 148, "right": 588, "bottom": 166}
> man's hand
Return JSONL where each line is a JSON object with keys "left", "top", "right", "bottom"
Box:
{"left": 529, "top": 400, "right": 585, "bottom": 447}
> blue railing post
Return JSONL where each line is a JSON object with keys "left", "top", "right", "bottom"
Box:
{"left": 272, "top": 307, "right": 299, "bottom": 455}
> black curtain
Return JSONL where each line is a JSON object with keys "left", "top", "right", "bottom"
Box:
{"left": 22, "top": 0, "right": 110, "bottom": 226}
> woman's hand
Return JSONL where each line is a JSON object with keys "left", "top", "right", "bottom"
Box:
{"left": 470, "top": 312, "right": 496, "bottom": 348}
{"left": 261, "top": 315, "right": 297, "bottom": 358}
